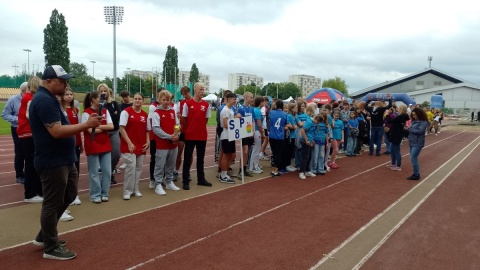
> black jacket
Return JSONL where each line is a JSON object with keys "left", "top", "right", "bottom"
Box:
{"left": 387, "top": 113, "right": 409, "bottom": 144}
{"left": 365, "top": 99, "right": 392, "bottom": 127}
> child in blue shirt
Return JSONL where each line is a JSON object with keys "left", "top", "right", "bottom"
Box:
{"left": 329, "top": 110, "right": 344, "bottom": 169}
{"left": 298, "top": 105, "right": 318, "bottom": 179}
{"left": 310, "top": 113, "right": 329, "bottom": 175}
{"left": 346, "top": 111, "right": 359, "bottom": 156}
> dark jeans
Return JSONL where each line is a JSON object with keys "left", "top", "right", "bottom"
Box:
{"left": 149, "top": 140, "right": 156, "bottom": 180}
{"left": 300, "top": 142, "right": 312, "bottom": 173}
{"left": 20, "top": 137, "right": 42, "bottom": 198}
{"left": 74, "top": 146, "right": 81, "bottom": 174}
{"left": 390, "top": 143, "right": 401, "bottom": 166}
{"left": 11, "top": 126, "right": 25, "bottom": 178}
{"left": 183, "top": 140, "right": 207, "bottom": 184}
{"left": 35, "top": 164, "right": 78, "bottom": 252}
{"left": 369, "top": 126, "right": 384, "bottom": 155}
{"left": 280, "top": 138, "right": 294, "bottom": 170}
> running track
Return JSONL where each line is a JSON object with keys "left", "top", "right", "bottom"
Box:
{"left": 0, "top": 127, "right": 479, "bottom": 269}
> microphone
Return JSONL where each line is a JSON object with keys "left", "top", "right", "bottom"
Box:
{"left": 90, "top": 93, "right": 106, "bottom": 141}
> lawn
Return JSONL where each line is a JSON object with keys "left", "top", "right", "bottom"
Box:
{"left": 0, "top": 102, "right": 217, "bottom": 135}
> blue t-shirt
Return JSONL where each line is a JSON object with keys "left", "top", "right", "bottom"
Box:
{"left": 253, "top": 107, "right": 262, "bottom": 131}
{"left": 318, "top": 122, "right": 328, "bottom": 143}
{"left": 287, "top": 114, "right": 296, "bottom": 138}
{"left": 347, "top": 119, "right": 359, "bottom": 129}
{"left": 269, "top": 109, "right": 287, "bottom": 140}
{"left": 332, "top": 119, "right": 344, "bottom": 140}
{"left": 29, "top": 87, "right": 76, "bottom": 168}
{"left": 296, "top": 113, "right": 308, "bottom": 124}
{"left": 301, "top": 118, "right": 316, "bottom": 142}
{"left": 238, "top": 105, "right": 253, "bottom": 118}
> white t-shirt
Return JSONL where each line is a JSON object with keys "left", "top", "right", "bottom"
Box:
{"left": 220, "top": 106, "right": 234, "bottom": 140}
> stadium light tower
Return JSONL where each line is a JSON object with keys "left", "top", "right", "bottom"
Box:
{"left": 90, "top": 60, "right": 96, "bottom": 90}
{"left": 104, "top": 6, "right": 124, "bottom": 97}
{"left": 23, "top": 49, "right": 31, "bottom": 76}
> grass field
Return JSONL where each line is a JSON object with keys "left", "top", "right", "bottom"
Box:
{"left": 0, "top": 102, "right": 217, "bottom": 135}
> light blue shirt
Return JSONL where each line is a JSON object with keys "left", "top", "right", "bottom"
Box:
{"left": 1, "top": 93, "right": 22, "bottom": 127}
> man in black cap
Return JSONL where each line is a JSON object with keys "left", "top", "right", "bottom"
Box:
{"left": 29, "top": 65, "right": 102, "bottom": 260}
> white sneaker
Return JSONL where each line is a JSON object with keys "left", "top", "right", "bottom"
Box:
{"left": 101, "top": 196, "right": 109, "bottom": 202}
{"left": 305, "top": 171, "right": 316, "bottom": 177}
{"left": 60, "top": 211, "right": 73, "bottom": 222}
{"left": 123, "top": 194, "right": 131, "bottom": 200}
{"left": 119, "top": 163, "right": 127, "bottom": 169}
{"left": 286, "top": 165, "right": 296, "bottom": 172}
{"left": 251, "top": 169, "right": 263, "bottom": 174}
{"left": 133, "top": 192, "right": 142, "bottom": 197}
{"left": 24, "top": 196, "right": 43, "bottom": 203}
{"left": 155, "top": 185, "right": 166, "bottom": 195}
{"left": 70, "top": 196, "right": 81, "bottom": 205}
{"left": 148, "top": 181, "right": 155, "bottom": 189}
{"left": 299, "top": 173, "right": 306, "bottom": 180}
{"left": 165, "top": 182, "right": 180, "bottom": 191}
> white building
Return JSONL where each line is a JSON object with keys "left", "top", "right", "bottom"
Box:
{"left": 228, "top": 73, "right": 264, "bottom": 91}
{"left": 350, "top": 68, "right": 480, "bottom": 110}
{"left": 289, "top": 74, "right": 321, "bottom": 97}
{"left": 178, "top": 70, "right": 210, "bottom": 92}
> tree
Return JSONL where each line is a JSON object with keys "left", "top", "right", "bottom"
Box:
{"left": 161, "top": 45, "right": 179, "bottom": 85}
{"left": 322, "top": 76, "right": 349, "bottom": 96}
{"left": 189, "top": 63, "right": 199, "bottom": 83}
{"left": 43, "top": 9, "right": 70, "bottom": 71}
{"left": 261, "top": 82, "right": 301, "bottom": 100}
{"left": 69, "top": 62, "right": 88, "bottom": 77}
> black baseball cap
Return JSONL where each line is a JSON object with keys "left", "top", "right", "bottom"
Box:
{"left": 42, "top": 65, "right": 75, "bottom": 80}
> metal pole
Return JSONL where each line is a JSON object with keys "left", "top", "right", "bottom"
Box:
{"left": 113, "top": 9, "right": 117, "bottom": 98}
{"left": 23, "top": 49, "right": 31, "bottom": 77}
{"left": 90, "top": 61, "right": 96, "bottom": 90}
{"left": 12, "top": 64, "right": 19, "bottom": 87}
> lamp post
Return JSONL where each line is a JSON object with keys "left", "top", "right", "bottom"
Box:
{"left": 90, "top": 61, "right": 96, "bottom": 90}
{"left": 127, "top": 68, "right": 131, "bottom": 92}
{"left": 12, "top": 64, "right": 19, "bottom": 87}
{"left": 104, "top": 6, "right": 124, "bottom": 98}
{"left": 23, "top": 49, "right": 31, "bottom": 76}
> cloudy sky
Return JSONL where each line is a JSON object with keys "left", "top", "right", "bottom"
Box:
{"left": 1, "top": 0, "right": 480, "bottom": 94}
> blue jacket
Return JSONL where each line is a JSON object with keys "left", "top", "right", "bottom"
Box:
{"left": 408, "top": 120, "right": 429, "bottom": 148}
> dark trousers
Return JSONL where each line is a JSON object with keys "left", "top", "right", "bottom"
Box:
{"left": 269, "top": 138, "right": 284, "bottom": 168}
{"left": 183, "top": 140, "right": 207, "bottom": 184}
{"left": 11, "top": 126, "right": 25, "bottom": 178}
{"left": 281, "top": 138, "right": 294, "bottom": 169}
{"left": 20, "top": 137, "right": 42, "bottom": 198}
{"left": 74, "top": 146, "right": 81, "bottom": 174}
{"left": 35, "top": 164, "right": 78, "bottom": 252}
{"left": 300, "top": 142, "right": 312, "bottom": 173}
{"left": 149, "top": 139, "right": 156, "bottom": 180}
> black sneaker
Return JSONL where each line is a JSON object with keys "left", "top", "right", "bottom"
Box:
{"left": 33, "top": 239, "right": 67, "bottom": 247}
{"left": 43, "top": 245, "right": 76, "bottom": 260}
{"left": 406, "top": 174, "right": 420, "bottom": 180}
{"left": 220, "top": 176, "right": 235, "bottom": 184}
{"left": 182, "top": 184, "right": 190, "bottom": 190}
{"left": 197, "top": 180, "right": 213, "bottom": 187}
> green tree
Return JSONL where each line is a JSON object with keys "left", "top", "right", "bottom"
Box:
{"left": 189, "top": 63, "right": 199, "bottom": 83}
{"left": 161, "top": 45, "right": 179, "bottom": 85}
{"left": 43, "top": 9, "right": 70, "bottom": 71}
{"left": 234, "top": 83, "right": 262, "bottom": 97}
{"left": 261, "top": 82, "right": 301, "bottom": 100}
{"left": 322, "top": 76, "right": 349, "bottom": 96}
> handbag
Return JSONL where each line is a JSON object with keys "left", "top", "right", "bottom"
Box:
{"left": 350, "top": 128, "right": 359, "bottom": 137}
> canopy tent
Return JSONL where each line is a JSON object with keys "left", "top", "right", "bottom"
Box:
{"left": 305, "top": 88, "right": 346, "bottom": 104}
{"left": 283, "top": 96, "right": 294, "bottom": 102}
{"left": 202, "top": 93, "right": 218, "bottom": 101}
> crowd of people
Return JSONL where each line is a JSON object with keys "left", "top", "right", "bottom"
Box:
{"left": 1, "top": 64, "right": 444, "bottom": 260}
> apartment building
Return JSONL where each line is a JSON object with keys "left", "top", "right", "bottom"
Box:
{"left": 178, "top": 70, "right": 210, "bottom": 91}
{"left": 289, "top": 74, "right": 321, "bottom": 97}
{"left": 228, "top": 73, "right": 264, "bottom": 91}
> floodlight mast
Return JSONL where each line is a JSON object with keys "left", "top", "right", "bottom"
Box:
{"left": 104, "top": 6, "right": 124, "bottom": 97}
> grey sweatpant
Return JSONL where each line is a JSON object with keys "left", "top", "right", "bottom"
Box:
{"left": 154, "top": 148, "right": 178, "bottom": 186}
{"left": 122, "top": 153, "right": 145, "bottom": 196}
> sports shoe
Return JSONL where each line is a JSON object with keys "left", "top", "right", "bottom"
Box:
{"left": 43, "top": 245, "right": 76, "bottom": 260}
{"left": 155, "top": 185, "right": 167, "bottom": 195}
{"left": 166, "top": 181, "right": 180, "bottom": 191}
{"left": 101, "top": 196, "right": 109, "bottom": 202}
{"left": 16, "top": 176, "right": 25, "bottom": 184}
{"left": 33, "top": 239, "right": 67, "bottom": 247}
{"left": 148, "top": 180, "right": 155, "bottom": 189}
{"left": 385, "top": 164, "right": 395, "bottom": 168}
{"left": 119, "top": 163, "right": 127, "bottom": 169}
{"left": 24, "top": 196, "right": 43, "bottom": 203}
{"left": 325, "top": 166, "right": 331, "bottom": 172}
{"left": 113, "top": 168, "right": 121, "bottom": 174}
{"left": 123, "top": 194, "right": 131, "bottom": 200}
{"left": 70, "top": 196, "right": 81, "bottom": 205}
{"left": 256, "top": 165, "right": 263, "bottom": 170}
{"left": 270, "top": 172, "right": 280, "bottom": 177}
{"left": 133, "top": 192, "right": 142, "bottom": 197}
{"left": 391, "top": 166, "right": 402, "bottom": 171}
{"left": 299, "top": 173, "right": 306, "bottom": 180}
{"left": 227, "top": 169, "right": 237, "bottom": 177}
{"left": 259, "top": 153, "right": 270, "bottom": 161}
{"left": 60, "top": 211, "right": 73, "bottom": 222}
{"left": 407, "top": 174, "right": 420, "bottom": 180}
{"left": 197, "top": 180, "right": 213, "bottom": 187}
{"left": 92, "top": 198, "right": 101, "bottom": 204}
{"left": 220, "top": 176, "right": 235, "bottom": 184}
{"left": 305, "top": 171, "right": 316, "bottom": 177}
{"left": 286, "top": 165, "right": 297, "bottom": 172}
{"left": 250, "top": 168, "right": 263, "bottom": 174}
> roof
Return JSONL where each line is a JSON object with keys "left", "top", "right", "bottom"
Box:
{"left": 350, "top": 68, "right": 469, "bottom": 99}
{"left": 407, "top": 83, "right": 480, "bottom": 96}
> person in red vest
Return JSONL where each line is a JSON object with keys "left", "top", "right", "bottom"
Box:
{"left": 82, "top": 90, "right": 114, "bottom": 203}
{"left": 119, "top": 93, "right": 150, "bottom": 200}
{"left": 174, "top": 86, "right": 192, "bottom": 180}
{"left": 151, "top": 90, "right": 181, "bottom": 195}
{"left": 181, "top": 82, "right": 213, "bottom": 190}
{"left": 148, "top": 87, "right": 166, "bottom": 188}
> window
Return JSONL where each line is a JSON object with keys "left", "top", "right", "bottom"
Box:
{"left": 416, "top": 81, "right": 424, "bottom": 85}
{"left": 434, "top": 81, "right": 442, "bottom": 86}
